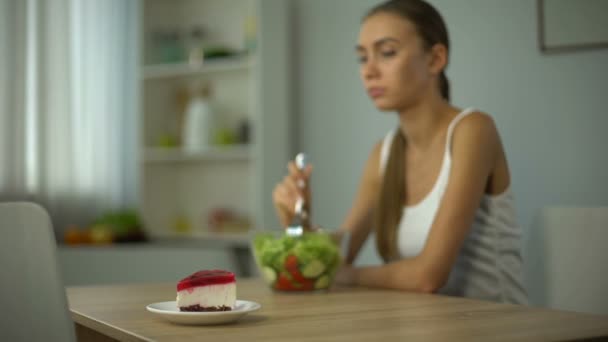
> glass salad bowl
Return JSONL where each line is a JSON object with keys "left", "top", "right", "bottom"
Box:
{"left": 251, "top": 229, "right": 341, "bottom": 291}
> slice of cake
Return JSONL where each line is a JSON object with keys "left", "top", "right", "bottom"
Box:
{"left": 176, "top": 270, "right": 236, "bottom": 312}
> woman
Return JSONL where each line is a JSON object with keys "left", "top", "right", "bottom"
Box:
{"left": 273, "top": 0, "right": 527, "bottom": 304}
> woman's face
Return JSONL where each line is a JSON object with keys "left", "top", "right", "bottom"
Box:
{"left": 357, "top": 13, "right": 435, "bottom": 111}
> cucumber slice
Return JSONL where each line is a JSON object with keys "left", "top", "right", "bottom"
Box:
{"left": 314, "top": 275, "right": 330, "bottom": 289}
{"left": 301, "top": 259, "right": 326, "bottom": 278}
{"left": 262, "top": 266, "right": 277, "bottom": 284}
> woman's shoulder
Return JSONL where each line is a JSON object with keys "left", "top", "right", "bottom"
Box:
{"left": 455, "top": 108, "right": 494, "bottom": 126}
{"left": 451, "top": 110, "right": 499, "bottom": 144}
{"left": 449, "top": 109, "right": 502, "bottom": 163}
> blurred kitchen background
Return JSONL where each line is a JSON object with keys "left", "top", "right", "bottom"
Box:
{"left": 1, "top": 0, "right": 607, "bottom": 314}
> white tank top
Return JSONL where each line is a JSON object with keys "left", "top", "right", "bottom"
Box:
{"left": 379, "top": 108, "right": 527, "bottom": 304}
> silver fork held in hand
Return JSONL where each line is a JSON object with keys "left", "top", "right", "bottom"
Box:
{"left": 294, "top": 152, "right": 309, "bottom": 220}
{"left": 286, "top": 153, "right": 309, "bottom": 236}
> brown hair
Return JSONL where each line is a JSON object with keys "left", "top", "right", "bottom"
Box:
{"left": 366, "top": 0, "right": 451, "bottom": 262}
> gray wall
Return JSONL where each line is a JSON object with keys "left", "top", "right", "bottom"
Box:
{"left": 58, "top": 244, "right": 253, "bottom": 286}
{"left": 292, "top": 0, "right": 608, "bottom": 305}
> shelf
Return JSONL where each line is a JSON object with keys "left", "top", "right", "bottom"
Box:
{"left": 142, "top": 56, "right": 253, "bottom": 80}
{"left": 143, "top": 145, "right": 251, "bottom": 163}
{"left": 152, "top": 230, "right": 252, "bottom": 249}
{"left": 58, "top": 231, "right": 252, "bottom": 249}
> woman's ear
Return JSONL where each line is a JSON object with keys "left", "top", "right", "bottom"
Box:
{"left": 428, "top": 44, "right": 448, "bottom": 75}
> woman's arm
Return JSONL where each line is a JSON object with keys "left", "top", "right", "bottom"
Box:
{"left": 338, "top": 112, "right": 501, "bottom": 292}
{"left": 333, "top": 141, "right": 383, "bottom": 264}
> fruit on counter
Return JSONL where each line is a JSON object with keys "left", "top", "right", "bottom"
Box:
{"left": 62, "top": 210, "right": 146, "bottom": 245}
{"left": 88, "top": 224, "right": 114, "bottom": 244}
{"left": 63, "top": 225, "right": 90, "bottom": 245}
{"left": 208, "top": 208, "right": 234, "bottom": 230}
{"left": 158, "top": 134, "right": 178, "bottom": 148}
{"left": 173, "top": 215, "right": 192, "bottom": 234}
{"left": 214, "top": 128, "right": 237, "bottom": 145}
{"left": 93, "top": 210, "right": 147, "bottom": 243}
{"left": 208, "top": 208, "right": 251, "bottom": 232}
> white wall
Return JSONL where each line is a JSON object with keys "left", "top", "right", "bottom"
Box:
{"left": 292, "top": 0, "right": 608, "bottom": 307}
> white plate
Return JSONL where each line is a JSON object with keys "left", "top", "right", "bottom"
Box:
{"left": 146, "top": 300, "right": 261, "bottom": 325}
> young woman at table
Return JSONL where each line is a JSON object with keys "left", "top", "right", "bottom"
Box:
{"left": 272, "top": 0, "right": 527, "bottom": 304}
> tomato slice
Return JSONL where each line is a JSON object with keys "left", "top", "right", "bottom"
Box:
{"left": 275, "top": 273, "right": 297, "bottom": 291}
{"left": 277, "top": 256, "right": 319, "bottom": 291}
{"left": 284, "top": 254, "right": 308, "bottom": 283}
{"left": 299, "top": 279, "right": 315, "bottom": 291}
{"left": 284, "top": 255, "right": 298, "bottom": 270}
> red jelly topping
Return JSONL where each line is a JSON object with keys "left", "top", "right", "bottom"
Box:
{"left": 177, "top": 270, "right": 236, "bottom": 291}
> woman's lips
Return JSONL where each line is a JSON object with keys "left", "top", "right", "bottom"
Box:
{"left": 368, "top": 87, "right": 385, "bottom": 98}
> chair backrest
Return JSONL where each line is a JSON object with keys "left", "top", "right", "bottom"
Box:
{"left": 525, "top": 207, "right": 608, "bottom": 315}
{"left": 0, "top": 202, "right": 75, "bottom": 342}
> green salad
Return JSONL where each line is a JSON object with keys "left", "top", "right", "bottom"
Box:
{"left": 252, "top": 232, "right": 341, "bottom": 291}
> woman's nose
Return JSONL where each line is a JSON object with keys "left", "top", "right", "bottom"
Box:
{"left": 362, "top": 59, "right": 379, "bottom": 80}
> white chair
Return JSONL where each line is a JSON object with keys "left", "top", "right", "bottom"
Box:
{"left": 0, "top": 202, "right": 76, "bottom": 341}
{"left": 525, "top": 207, "right": 608, "bottom": 315}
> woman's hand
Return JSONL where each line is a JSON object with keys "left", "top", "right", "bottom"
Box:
{"left": 333, "top": 264, "right": 357, "bottom": 287}
{"left": 272, "top": 161, "right": 313, "bottom": 228}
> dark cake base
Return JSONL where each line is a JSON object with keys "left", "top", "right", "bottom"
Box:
{"left": 179, "top": 304, "right": 232, "bottom": 312}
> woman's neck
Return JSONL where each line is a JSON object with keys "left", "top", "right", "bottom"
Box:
{"left": 397, "top": 98, "right": 455, "bottom": 151}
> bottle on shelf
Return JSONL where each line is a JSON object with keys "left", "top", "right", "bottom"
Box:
{"left": 182, "top": 81, "right": 216, "bottom": 152}
{"left": 187, "top": 26, "right": 205, "bottom": 67}
{"left": 243, "top": 13, "right": 257, "bottom": 54}
{"left": 237, "top": 118, "right": 251, "bottom": 144}
{"left": 151, "top": 29, "right": 183, "bottom": 64}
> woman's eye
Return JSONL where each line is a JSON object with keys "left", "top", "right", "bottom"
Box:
{"left": 381, "top": 50, "right": 396, "bottom": 58}
{"left": 358, "top": 55, "right": 368, "bottom": 64}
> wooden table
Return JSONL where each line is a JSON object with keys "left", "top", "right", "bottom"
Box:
{"left": 67, "top": 279, "right": 608, "bottom": 342}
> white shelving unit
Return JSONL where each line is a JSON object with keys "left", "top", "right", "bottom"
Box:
{"left": 144, "top": 145, "right": 251, "bottom": 163}
{"left": 55, "top": 0, "right": 292, "bottom": 282}
{"left": 142, "top": 56, "right": 254, "bottom": 80}
{"left": 138, "top": 0, "right": 292, "bottom": 241}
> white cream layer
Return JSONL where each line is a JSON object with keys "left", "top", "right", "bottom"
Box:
{"left": 176, "top": 282, "right": 236, "bottom": 309}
